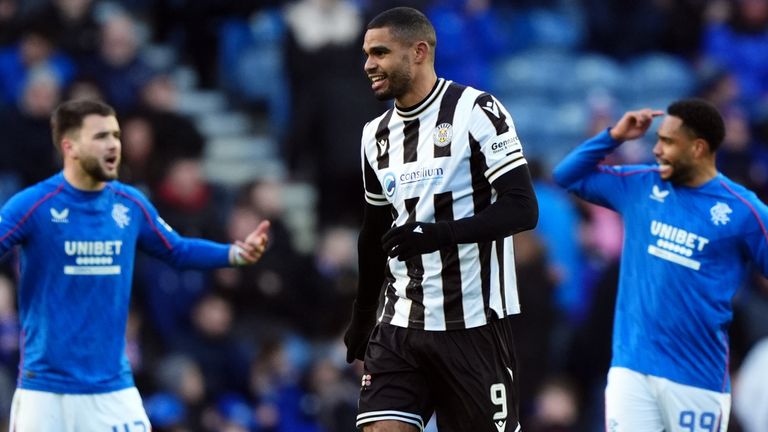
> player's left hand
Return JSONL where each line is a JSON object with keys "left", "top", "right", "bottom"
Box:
{"left": 230, "top": 220, "right": 271, "bottom": 265}
{"left": 381, "top": 221, "right": 453, "bottom": 261}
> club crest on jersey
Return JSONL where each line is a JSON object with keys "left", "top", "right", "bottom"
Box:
{"left": 50, "top": 207, "right": 69, "bottom": 223}
{"left": 383, "top": 172, "right": 396, "bottom": 198}
{"left": 710, "top": 202, "right": 732, "bottom": 226}
{"left": 112, "top": 203, "right": 130, "bottom": 229}
{"left": 433, "top": 123, "right": 453, "bottom": 147}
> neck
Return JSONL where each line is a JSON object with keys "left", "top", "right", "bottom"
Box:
{"left": 682, "top": 161, "right": 718, "bottom": 188}
{"left": 63, "top": 165, "right": 106, "bottom": 191}
{"left": 396, "top": 71, "right": 438, "bottom": 108}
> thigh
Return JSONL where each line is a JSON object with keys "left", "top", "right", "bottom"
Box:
{"left": 10, "top": 389, "right": 68, "bottom": 432}
{"left": 605, "top": 367, "right": 664, "bottom": 432}
{"left": 429, "top": 318, "right": 520, "bottom": 432}
{"left": 71, "top": 387, "right": 150, "bottom": 431}
{"left": 654, "top": 377, "right": 731, "bottom": 432}
{"left": 358, "top": 324, "right": 433, "bottom": 431}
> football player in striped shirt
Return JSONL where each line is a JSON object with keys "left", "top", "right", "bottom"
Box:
{"left": 1, "top": 99, "right": 270, "bottom": 431}
{"left": 344, "top": 7, "right": 539, "bottom": 432}
{"left": 553, "top": 99, "right": 768, "bottom": 432}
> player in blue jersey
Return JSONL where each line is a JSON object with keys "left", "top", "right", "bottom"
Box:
{"left": 553, "top": 98, "right": 768, "bottom": 432}
{"left": 1, "top": 99, "right": 270, "bottom": 431}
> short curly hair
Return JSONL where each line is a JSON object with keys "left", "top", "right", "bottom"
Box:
{"left": 667, "top": 98, "right": 725, "bottom": 152}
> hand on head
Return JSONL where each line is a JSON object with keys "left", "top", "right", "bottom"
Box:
{"left": 610, "top": 109, "right": 665, "bottom": 142}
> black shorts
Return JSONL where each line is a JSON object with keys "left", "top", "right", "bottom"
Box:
{"left": 357, "top": 318, "right": 520, "bottom": 431}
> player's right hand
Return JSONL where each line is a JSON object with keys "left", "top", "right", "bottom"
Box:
{"left": 344, "top": 301, "right": 378, "bottom": 363}
{"left": 609, "top": 109, "right": 664, "bottom": 142}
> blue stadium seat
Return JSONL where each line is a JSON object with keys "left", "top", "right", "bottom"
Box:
{"left": 622, "top": 52, "right": 696, "bottom": 105}
{"left": 490, "top": 48, "right": 576, "bottom": 99}
{"left": 566, "top": 53, "right": 625, "bottom": 99}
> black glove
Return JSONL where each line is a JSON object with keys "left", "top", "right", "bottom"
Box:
{"left": 344, "top": 302, "right": 378, "bottom": 363}
{"left": 381, "top": 221, "right": 454, "bottom": 261}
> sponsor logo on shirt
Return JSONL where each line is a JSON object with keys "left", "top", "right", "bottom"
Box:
{"left": 63, "top": 240, "right": 123, "bottom": 275}
{"left": 490, "top": 134, "right": 520, "bottom": 154}
{"left": 383, "top": 172, "right": 396, "bottom": 198}
{"left": 50, "top": 208, "right": 69, "bottom": 223}
{"left": 647, "top": 220, "right": 709, "bottom": 270}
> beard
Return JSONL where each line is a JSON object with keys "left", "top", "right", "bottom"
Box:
{"left": 80, "top": 155, "right": 118, "bottom": 182}
{"left": 373, "top": 64, "right": 413, "bottom": 102}
{"left": 664, "top": 161, "right": 695, "bottom": 185}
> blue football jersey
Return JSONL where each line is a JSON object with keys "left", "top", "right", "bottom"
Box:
{"left": 554, "top": 130, "right": 768, "bottom": 392}
{"left": 0, "top": 173, "right": 230, "bottom": 393}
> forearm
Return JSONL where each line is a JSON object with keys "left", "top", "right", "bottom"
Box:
{"left": 355, "top": 203, "right": 392, "bottom": 309}
{"left": 552, "top": 128, "right": 622, "bottom": 188}
{"left": 447, "top": 165, "right": 539, "bottom": 243}
{"left": 162, "top": 238, "right": 231, "bottom": 268}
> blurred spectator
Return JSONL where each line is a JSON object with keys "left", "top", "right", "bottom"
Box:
{"left": 137, "top": 73, "right": 206, "bottom": 166}
{"left": 580, "top": 0, "right": 667, "bottom": 59}
{"left": 153, "top": 354, "right": 208, "bottom": 430}
{"left": 703, "top": 0, "right": 768, "bottom": 107}
{"left": 282, "top": 0, "right": 385, "bottom": 226}
{"left": 426, "top": 0, "right": 510, "bottom": 89}
{"left": 0, "top": 274, "right": 18, "bottom": 372}
{"left": 27, "top": 0, "right": 100, "bottom": 67}
{"left": 0, "top": 0, "right": 22, "bottom": 46}
{"left": 0, "top": 68, "right": 62, "bottom": 187}
{"left": 215, "top": 185, "right": 319, "bottom": 338}
{"left": 248, "top": 338, "right": 321, "bottom": 432}
{"left": 302, "top": 357, "right": 358, "bottom": 431}
{"left": 733, "top": 338, "right": 768, "bottom": 432}
{"left": 153, "top": 156, "right": 227, "bottom": 239}
{"left": 525, "top": 377, "right": 579, "bottom": 432}
{"left": 510, "top": 230, "right": 557, "bottom": 424}
{"left": 0, "top": 19, "right": 75, "bottom": 108}
{"left": 83, "top": 12, "right": 156, "bottom": 112}
{"left": 174, "top": 294, "right": 251, "bottom": 400}
{"left": 119, "top": 113, "right": 157, "bottom": 191}
{"left": 716, "top": 105, "right": 768, "bottom": 200}
{"left": 144, "top": 392, "right": 190, "bottom": 432}
{"left": 63, "top": 75, "right": 105, "bottom": 102}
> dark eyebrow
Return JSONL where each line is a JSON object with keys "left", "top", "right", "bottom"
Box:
{"left": 366, "top": 45, "right": 391, "bottom": 56}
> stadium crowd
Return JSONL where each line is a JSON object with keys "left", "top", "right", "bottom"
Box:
{"left": 0, "top": 0, "right": 767, "bottom": 431}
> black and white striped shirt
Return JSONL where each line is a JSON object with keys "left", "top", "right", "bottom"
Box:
{"left": 361, "top": 78, "right": 528, "bottom": 331}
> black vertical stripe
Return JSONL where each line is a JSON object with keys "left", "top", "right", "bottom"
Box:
{"left": 476, "top": 93, "right": 509, "bottom": 135}
{"left": 403, "top": 119, "right": 420, "bottom": 163}
{"left": 403, "top": 197, "right": 425, "bottom": 328}
{"left": 496, "top": 239, "right": 508, "bottom": 316}
{"left": 375, "top": 109, "right": 393, "bottom": 169}
{"left": 381, "top": 267, "right": 398, "bottom": 324}
{"left": 469, "top": 133, "right": 494, "bottom": 319}
{"left": 434, "top": 191, "right": 464, "bottom": 330}
{"left": 363, "top": 157, "right": 382, "bottom": 195}
{"left": 433, "top": 83, "right": 466, "bottom": 158}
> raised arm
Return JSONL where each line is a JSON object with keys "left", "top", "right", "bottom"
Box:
{"left": 553, "top": 109, "right": 663, "bottom": 189}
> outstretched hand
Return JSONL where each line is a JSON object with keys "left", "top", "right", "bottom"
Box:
{"left": 230, "top": 220, "right": 271, "bottom": 265}
{"left": 610, "top": 109, "right": 665, "bottom": 142}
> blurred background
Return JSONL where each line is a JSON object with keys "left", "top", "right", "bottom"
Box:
{"left": 0, "top": 0, "right": 767, "bottom": 430}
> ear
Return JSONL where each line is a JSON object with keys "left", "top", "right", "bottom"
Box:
{"left": 61, "top": 137, "right": 75, "bottom": 158}
{"left": 693, "top": 138, "right": 710, "bottom": 157}
{"left": 413, "top": 41, "right": 431, "bottom": 64}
